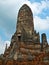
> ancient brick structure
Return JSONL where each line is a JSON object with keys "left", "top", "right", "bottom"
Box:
{"left": 0, "top": 4, "right": 49, "bottom": 65}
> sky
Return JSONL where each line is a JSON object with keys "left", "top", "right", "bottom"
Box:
{"left": 0, "top": 0, "right": 49, "bottom": 54}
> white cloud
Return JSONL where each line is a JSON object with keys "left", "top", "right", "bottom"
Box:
{"left": 0, "top": 37, "right": 4, "bottom": 54}
{"left": 30, "top": 0, "right": 49, "bottom": 15}
{"left": 34, "top": 16, "right": 49, "bottom": 31}
{"left": 4, "top": 41, "right": 10, "bottom": 48}
{"left": 0, "top": 37, "right": 10, "bottom": 54}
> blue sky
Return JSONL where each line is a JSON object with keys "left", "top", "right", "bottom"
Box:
{"left": 0, "top": 0, "right": 49, "bottom": 54}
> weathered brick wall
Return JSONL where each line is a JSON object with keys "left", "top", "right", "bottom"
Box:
{"left": 0, "top": 60, "right": 49, "bottom": 65}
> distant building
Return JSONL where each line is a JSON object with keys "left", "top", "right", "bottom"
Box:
{"left": 0, "top": 4, "right": 49, "bottom": 65}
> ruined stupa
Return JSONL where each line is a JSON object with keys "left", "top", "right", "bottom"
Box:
{"left": 0, "top": 4, "right": 49, "bottom": 65}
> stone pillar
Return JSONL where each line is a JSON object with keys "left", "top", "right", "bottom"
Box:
{"left": 42, "top": 33, "right": 47, "bottom": 44}
{"left": 41, "top": 33, "right": 48, "bottom": 51}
